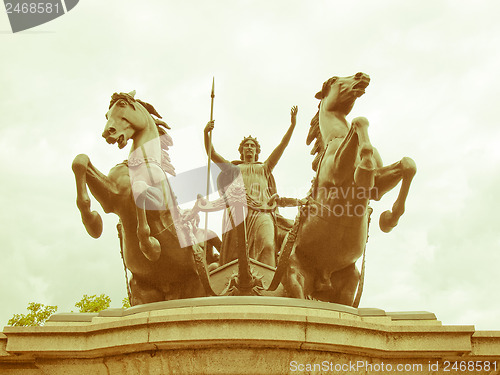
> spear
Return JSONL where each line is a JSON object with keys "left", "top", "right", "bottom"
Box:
{"left": 206, "top": 77, "right": 215, "bottom": 199}
{"left": 203, "top": 78, "right": 215, "bottom": 253}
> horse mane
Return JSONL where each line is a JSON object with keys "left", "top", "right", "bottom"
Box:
{"left": 110, "top": 92, "right": 176, "bottom": 177}
{"left": 156, "top": 120, "right": 176, "bottom": 177}
{"left": 307, "top": 109, "right": 324, "bottom": 172}
{"left": 306, "top": 76, "right": 339, "bottom": 172}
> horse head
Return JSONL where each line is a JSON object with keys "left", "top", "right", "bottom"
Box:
{"left": 315, "top": 72, "right": 370, "bottom": 116}
{"left": 102, "top": 91, "right": 159, "bottom": 149}
{"left": 307, "top": 73, "right": 371, "bottom": 171}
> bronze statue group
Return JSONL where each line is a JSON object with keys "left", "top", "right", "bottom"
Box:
{"left": 72, "top": 73, "right": 416, "bottom": 307}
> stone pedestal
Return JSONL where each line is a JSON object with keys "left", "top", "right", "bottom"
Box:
{"left": 1, "top": 297, "right": 499, "bottom": 374}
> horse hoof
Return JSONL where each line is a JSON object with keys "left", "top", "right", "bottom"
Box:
{"left": 84, "top": 211, "right": 103, "bottom": 238}
{"left": 140, "top": 237, "right": 161, "bottom": 261}
{"left": 379, "top": 210, "right": 398, "bottom": 233}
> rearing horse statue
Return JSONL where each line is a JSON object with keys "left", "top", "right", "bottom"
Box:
{"left": 274, "top": 73, "right": 416, "bottom": 306}
{"left": 72, "top": 91, "right": 214, "bottom": 305}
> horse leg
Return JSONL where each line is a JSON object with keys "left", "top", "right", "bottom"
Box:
{"left": 283, "top": 251, "right": 316, "bottom": 299}
{"left": 322, "top": 117, "right": 376, "bottom": 188}
{"left": 129, "top": 275, "right": 163, "bottom": 305}
{"left": 351, "top": 117, "right": 376, "bottom": 189}
{"left": 328, "top": 264, "right": 360, "bottom": 306}
{"left": 179, "top": 272, "right": 207, "bottom": 299}
{"left": 133, "top": 181, "right": 161, "bottom": 261}
{"left": 321, "top": 126, "right": 359, "bottom": 186}
{"left": 72, "top": 154, "right": 103, "bottom": 238}
{"left": 371, "top": 157, "right": 417, "bottom": 232}
{"left": 283, "top": 253, "right": 306, "bottom": 298}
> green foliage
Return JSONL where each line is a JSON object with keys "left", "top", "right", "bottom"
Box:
{"left": 8, "top": 302, "right": 58, "bottom": 327}
{"left": 122, "top": 296, "right": 131, "bottom": 309}
{"left": 74, "top": 294, "right": 111, "bottom": 313}
{"left": 9, "top": 294, "right": 130, "bottom": 326}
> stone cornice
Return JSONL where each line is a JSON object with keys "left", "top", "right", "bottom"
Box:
{"left": 1, "top": 297, "right": 499, "bottom": 374}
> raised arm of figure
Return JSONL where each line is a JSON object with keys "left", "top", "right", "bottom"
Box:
{"left": 204, "top": 120, "right": 230, "bottom": 166}
{"left": 265, "top": 106, "right": 298, "bottom": 171}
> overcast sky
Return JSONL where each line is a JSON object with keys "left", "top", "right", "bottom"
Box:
{"left": 1, "top": 0, "right": 499, "bottom": 331}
